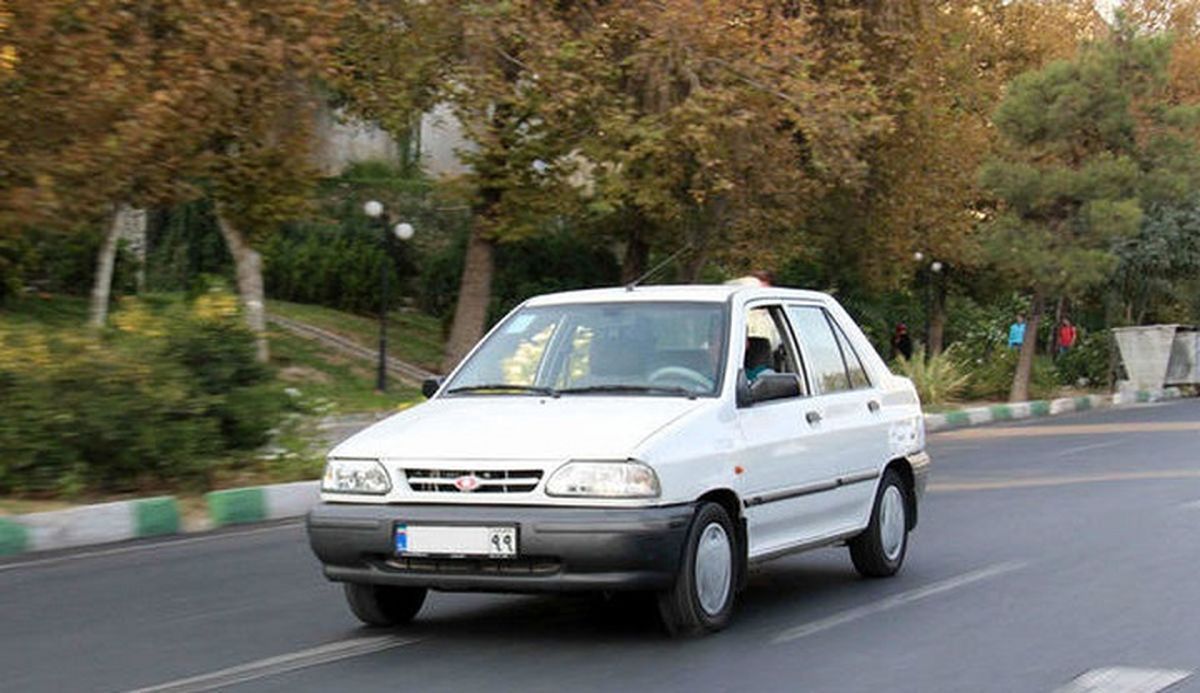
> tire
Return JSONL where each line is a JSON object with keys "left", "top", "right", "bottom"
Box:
{"left": 849, "top": 469, "right": 910, "bottom": 578}
{"left": 657, "top": 502, "right": 738, "bottom": 637}
{"left": 343, "top": 583, "right": 427, "bottom": 627}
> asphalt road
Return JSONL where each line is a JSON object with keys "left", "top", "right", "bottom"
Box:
{"left": 4, "top": 399, "right": 1200, "bottom": 693}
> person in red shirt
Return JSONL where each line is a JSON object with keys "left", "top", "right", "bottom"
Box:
{"left": 1057, "top": 318, "right": 1078, "bottom": 356}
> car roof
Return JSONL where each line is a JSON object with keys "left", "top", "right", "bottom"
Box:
{"left": 522, "top": 284, "right": 832, "bottom": 306}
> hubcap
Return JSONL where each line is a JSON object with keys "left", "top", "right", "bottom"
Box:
{"left": 694, "top": 522, "right": 733, "bottom": 616}
{"left": 880, "top": 485, "right": 906, "bottom": 562}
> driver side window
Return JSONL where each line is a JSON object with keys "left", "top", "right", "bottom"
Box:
{"left": 744, "top": 306, "right": 805, "bottom": 393}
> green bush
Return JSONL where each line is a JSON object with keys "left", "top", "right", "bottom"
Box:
{"left": 961, "top": 348, "right": 1059, "bottom": 401}
{"left": 1055, "top": 330, "right": 1113, "bottom": 388}
{"left": 0, "top": 292, "right": 283, "bottom": 495}
{"left": 893, "top": 346, "right": 970, "bottom": 406}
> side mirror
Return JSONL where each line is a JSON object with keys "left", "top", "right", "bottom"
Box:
{"left": 421, "top": 377, "right": 443, "bottom": 399}
{"left": 748, "top": 373, "right": 802, "bottom": 405}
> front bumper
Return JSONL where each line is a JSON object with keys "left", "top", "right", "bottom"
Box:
{"left": 306, "top": 502, "right": 695, "bottom": 593}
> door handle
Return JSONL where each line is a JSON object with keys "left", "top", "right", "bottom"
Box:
{"left": 867, "top": 400, "right": 881, "bottom": 413}
{"left": 805, "top": 410, "right": 822, "bottom": 425}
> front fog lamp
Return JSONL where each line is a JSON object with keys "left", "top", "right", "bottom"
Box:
{"left": 322, "top": 459, "right": 391, "bottom": 495}
{"left": 545, "top": 461, "right": 660, "bottom": 498}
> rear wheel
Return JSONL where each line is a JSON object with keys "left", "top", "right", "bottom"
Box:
{"left": 657, "top": 502, "right": 738, "bottom": 637}
{"left": 343, "top": 583, "right": 427, "bottom": 627}
{"left": 849, "top": 469, "right": 910, "bottom": 578}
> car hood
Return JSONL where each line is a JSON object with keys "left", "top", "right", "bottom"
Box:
{"left": 330, "top": 396, "right": 708, "bottom": 461}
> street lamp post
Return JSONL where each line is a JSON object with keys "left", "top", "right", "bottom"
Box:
{"left": 913, "top": 252, "right": 943, "bottom": 354}
{"left": 364, "top": 200, "right": 416, "bottom": 392}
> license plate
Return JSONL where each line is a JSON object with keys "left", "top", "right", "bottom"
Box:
{"left": 394, "top": 524, "right": 517, "bottom": 558}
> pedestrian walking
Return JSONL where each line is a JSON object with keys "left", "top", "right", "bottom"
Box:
{"left": 891, "top": 323, "right": 913, "bottom": 361}
{"left": 1057, "top": 318, "right": 1077, "bottom": 357}
{"left": 1008, "top": 314, "right": 1026, "bottom": 350}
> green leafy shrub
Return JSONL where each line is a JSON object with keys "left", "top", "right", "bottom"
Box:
{"left": 0, "top": 291, "right": 283, "bottom": 495}
{"left": 893, "top": 346, "right": 970, "bottom": 406}
{"left": 960, "top": 348, "right": 1059, "bottom": 401}
{"left": 1055, "top": 330, "right": 1113, "bottom": 387}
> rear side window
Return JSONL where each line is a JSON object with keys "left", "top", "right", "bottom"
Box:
{"left": 785, "top": 306, "right": 852, "bottom": 394}
{"left": 831, "top": 319, "right": 871, "bottom": 388}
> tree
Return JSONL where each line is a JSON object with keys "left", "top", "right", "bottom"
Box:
{"left": 0, "top": 1, "right": 346, "bottom": 359}
{"left": 797, "top": 1, "right": 1102, "bottom": 356}
{"left": 0, "top": 2, "right": 14, "bottom": 74}
{"left": 338, "top": 1, "right": 891, "bottom": 370}
{"left": 184, "top": 0, "right": 345, "bottom": 362}
{"left": 980, "top": 20, "right": 1200, "bottom": 401}
{"left": 337, "top": 1, "right": 580, "bottom": 371}
{"left": 1111, "top": 198, "right": 1200, "bottom": 324}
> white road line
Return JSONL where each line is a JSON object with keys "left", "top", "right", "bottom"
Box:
{"left": 1178, "top": 499, "right": 1200, "bottom": 510}
{"left": 0, "top": 522, "right": 302, "bottom": 574}
{"left": 771, "top": 560, "right": 1028, "bottom": 645}
{"left": 1055, "top": 667, "right": 1191, "bottom": 693}
{"left": 1055, "top": 440, "right": 1122, "bottom": 458}
{"left": 125, "top": 635, "right": 420, "bottom": 693}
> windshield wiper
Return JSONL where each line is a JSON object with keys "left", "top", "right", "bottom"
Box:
{"left": 444, "top": 384, "right": 560, "bottom": 397}
{"left": 558, "top": 385, "right": 699, "bottom": 399}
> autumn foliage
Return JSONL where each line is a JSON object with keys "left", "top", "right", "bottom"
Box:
{"left": 3, "top": 1, "right": 1200, "bottom": 398}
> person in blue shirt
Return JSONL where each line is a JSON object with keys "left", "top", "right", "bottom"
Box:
{"left": 1008, "top": 314, "right": 1026, "bottom": 349}
{"left": 745, "top": 337, "right": 776, "bottom": 381}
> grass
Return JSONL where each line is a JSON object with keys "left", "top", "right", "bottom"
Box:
{"left": 269, "top": 326, "right": 420, "bottom": 414}
{"left": 268, "top": 299, "right": 444, "bottom": 372}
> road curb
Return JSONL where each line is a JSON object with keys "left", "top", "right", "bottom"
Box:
{"left": 205, "top": 481, "right": 320, "bottom": 528}
{"left": 924, "top": 387, "right": 1182, "bottom": 432}
{"left": 0, "top": 496, "right": 182, "bottom": 555}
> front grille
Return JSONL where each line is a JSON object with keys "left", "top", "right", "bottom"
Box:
{"left": 403, "top": 468, "right": 544, "bottom": 493}
{"left": 381, "top": 556, "right": 561, "bottom": 576}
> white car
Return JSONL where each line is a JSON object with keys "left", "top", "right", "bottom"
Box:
{"left": 307, "top": 285, "right": 929, "bottom": 636}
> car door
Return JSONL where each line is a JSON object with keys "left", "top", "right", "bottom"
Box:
{"left": 783, "top": 303, "right": 892, "bottom": 534}
{"left": 735, "top": 302, "right": 845, "bottom": 559}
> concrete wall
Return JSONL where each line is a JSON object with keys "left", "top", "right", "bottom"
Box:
{"left": 313, "top": 103, "right": 472, "bottom": 180}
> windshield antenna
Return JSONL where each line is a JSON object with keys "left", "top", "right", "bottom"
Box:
{"left": 626, "top": 244, "right": 694, "bottom": 291}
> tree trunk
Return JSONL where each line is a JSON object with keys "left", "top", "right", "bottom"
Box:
{"left": 1049, "top": 296, "right": 1066, "bottom": 357}
{"left": 87, "top": 206, "right": 126, "bottom": 329}
{"left": 215, "top": 211, "right": 269, "bottom": 363}
{"left": 442, "top": 225, "right": 496, "bottom": 373}
{"left": 1009, "top": 290, "right": 1044, "bottom": 403}
{"left": 620, "top": 225, "right": 650, "bottom": 284}
{"left": 682, "top": 245, "right": 709, "bottom": 283}
{"left": 928, "top": 275, "right": 946, "bottom": 357}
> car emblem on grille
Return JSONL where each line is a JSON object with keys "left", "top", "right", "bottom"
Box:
{"left": 454, "top": 474, "right": 481, "bottom": 492}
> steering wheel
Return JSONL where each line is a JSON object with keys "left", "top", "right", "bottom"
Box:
{"left": 647, "top": 366, "right": 714, "bottom": 391}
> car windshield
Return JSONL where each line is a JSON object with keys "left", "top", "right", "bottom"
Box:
{"left": 445, "top": 301, "right": 729, "bottom": 397}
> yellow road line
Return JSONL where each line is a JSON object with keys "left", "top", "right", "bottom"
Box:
{"left": 931, "top": 469, "right": 1200, "bottom": 493}
{"left": 934, "top": 421, "right": 1200, "bottom": 441}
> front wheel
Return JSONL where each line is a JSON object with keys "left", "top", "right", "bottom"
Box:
{"left": 849, "top": 469, "right": 910, "bottom": 578}
{"left": 343, "top": 583, "right": 427, "bottom": 627}
{"left": 657, "top": 502, "right": 738, "bottom": 637}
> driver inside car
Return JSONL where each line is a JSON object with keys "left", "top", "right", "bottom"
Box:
{"left": 744, "top": 336, "right": 775, "bottom": 382}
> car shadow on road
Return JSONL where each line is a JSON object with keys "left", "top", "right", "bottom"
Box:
{"left": 361, "top": 551, "right": 869, "bottom": 644}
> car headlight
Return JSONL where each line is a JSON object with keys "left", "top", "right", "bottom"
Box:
{"left": 322, "top": 459, "right": 391, "bottom": 495}
{"left": 545, "top": 461, "right": 660, "bottom": 498}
